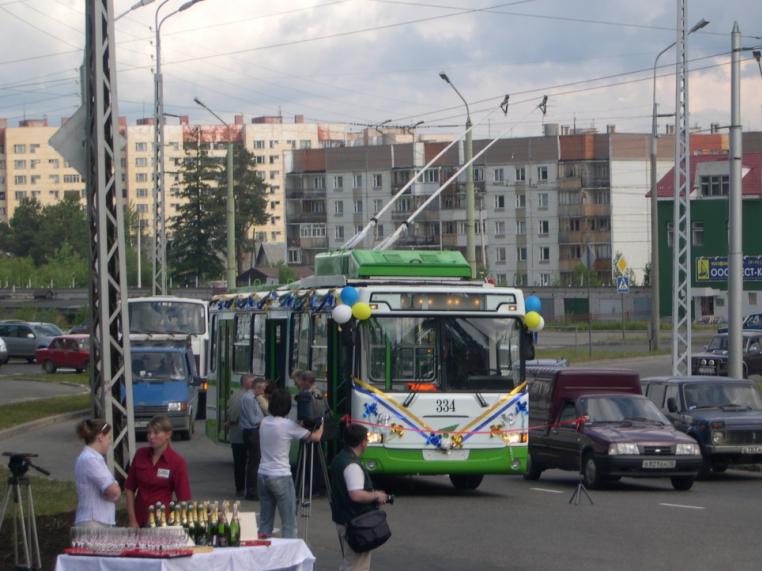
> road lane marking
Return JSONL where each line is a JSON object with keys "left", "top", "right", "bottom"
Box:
{"left": 531, "top": 488, "right": 564, "bottom": 494}
{"left": 659, "top": 503, "right": 705, "bottom": 510}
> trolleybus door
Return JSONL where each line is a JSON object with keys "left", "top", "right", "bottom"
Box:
{"left": 266, "top": 318, "right": 289, "bottom": 389}
{"left": 215, "top": 318, "right": 234, "bottom": 442}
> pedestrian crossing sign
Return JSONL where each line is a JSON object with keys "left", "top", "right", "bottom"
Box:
{"left": 616, "top": 276, "right": 629, "bottom": 293}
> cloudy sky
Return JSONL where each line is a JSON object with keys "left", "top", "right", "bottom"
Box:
{"left": 1, "top": 0, "right": 761, "bottom": 138}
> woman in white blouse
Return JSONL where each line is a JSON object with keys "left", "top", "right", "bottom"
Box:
{"left": 74, "top": 419, "right": 121, "bottom": 527}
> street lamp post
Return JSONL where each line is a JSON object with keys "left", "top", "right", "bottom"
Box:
{"left": 649, "top": 18, "right": 709, "bottom": 351}
{"left": 153, "top": 0, "right": 205, "bottom": 295}
{"left": 194, "top": 97, "right": 236, "bottom": 289}
{"left": 440, "top": 72, "right": 476, "bottom": 278}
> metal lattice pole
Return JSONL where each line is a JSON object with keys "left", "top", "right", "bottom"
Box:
{"left": 671, "top": 0, "right": 693, "bottom": 375}
{"left": 151, "top": 4, "right": 168, "bottom": 296}
{"left": 85, "top": 0, "right": 136, "bottom": 478}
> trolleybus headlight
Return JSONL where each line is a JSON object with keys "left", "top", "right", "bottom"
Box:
{"left": 708, "top": 359, "right": 715, "bottom": 366}
{"left": 367, "top": 432, "right": 384, "bottom": 444}
{"left": 676, "top": 443, "right": 700, "bottom": 455}
{"left": 608, "top": 442, "right": 639, "bottom": 455}
{"left": 511, "top": 459, "right": 521, "bottom": 470}
{"left": 506, "top": 432, "right": 521, "bottom": 444}
{"left": 365, "top": 460, "right": 378, "bottom": 471}
{"left": 700, "top": 359, "right": 707, "bottom": 366}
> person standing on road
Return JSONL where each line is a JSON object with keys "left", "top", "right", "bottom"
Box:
{"left": 258, "top": 388, "right": 323, "bottom": 538}
{"left": 240, "top": 374, "right": 265, "bottom": 501}
{"left": 227, "top": 375, "right": 254, "bottom": 496}
{"left": 295, "top": 370, "right": 333, "bottom": 496}
{"left": 125, "top": 416, "right": 192, "bottom": 527}
{"left": 74, "top": 419, "right": 121, "bottom": 528}
{"left": 330, "top": 423, "right": 390, "bottom": 571}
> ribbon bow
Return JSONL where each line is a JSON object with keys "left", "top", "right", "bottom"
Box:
{"left": 515, "top": 401, "right": 528, "bottom": 415}
{"left": 363, "top": 402, "right": 378, "bottom": 419}
{"left": 425, "top": 432, "right": 442, "bottom": 448}
{"left": 490, "top": 424, "right": 504, "bottom": 438}
{"left": 390, "top": 423, "right": 404, "bottom": 438}
{"left": 450, "top": 434, "right": 464, "bottom": 449}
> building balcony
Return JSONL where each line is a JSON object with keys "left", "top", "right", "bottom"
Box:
{"left": 285, "top": 187, "right": 327, "bottom": 199}
{"left": 559, "top": 177, "right": 582, "bottom": 190}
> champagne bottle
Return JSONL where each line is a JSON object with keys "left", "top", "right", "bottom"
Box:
{"left": 188, "top": 501, "right": 198, "bottom": 544}
{"left": 197, "top": 501, "right": 208, "bottom": 546}
{"left": 147, "top": 505, "right": 157, "bottom": 528}
{"left": 217, "top": 501, "right": 228, "bottom": 547}
{"left": 168, "top": 501, "right": 176, "bottom": 526}
{"left": 210, "top": 501, "right": 219, "bottom": 547}
{"left": 180, "top": 501, "right": 188, "bottom": 529}
{"left": 229, "top": 501, "right": 241, "bottom": 547}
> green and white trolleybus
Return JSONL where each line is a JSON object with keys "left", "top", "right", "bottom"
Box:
{"left": 208, "top": 250, "right": 534, "bottom": 490}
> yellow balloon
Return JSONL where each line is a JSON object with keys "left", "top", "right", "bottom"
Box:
{"left": 524, "top": 311, "right": 541, "bottom": 330}
{"left": 352, "top": 302, "right": 372, "bottom": 321}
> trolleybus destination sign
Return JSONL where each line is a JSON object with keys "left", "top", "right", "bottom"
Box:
{"left": 695, "top": 256, "right": 762, "bottom": 282}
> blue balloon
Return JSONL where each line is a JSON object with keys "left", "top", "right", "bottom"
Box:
{"left": 340, "top": 286, "right": 358, "bottom": 306}
{"left": 525, "top": 295, "right": 541, "bottom": 313}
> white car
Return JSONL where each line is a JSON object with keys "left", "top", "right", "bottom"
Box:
{"left": 0, "top": 336, "right": 8, "bottom": 365}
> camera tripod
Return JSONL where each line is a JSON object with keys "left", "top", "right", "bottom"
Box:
{"left": 0, "top": 453, "right": 50, "bottom": 571}
{"left": 569, "top": 449, "right": 593, "bottom": 506}
{"left": 295, "top": 440, "right": 331, "bottom": 543}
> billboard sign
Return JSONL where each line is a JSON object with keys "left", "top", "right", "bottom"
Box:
{"left": 695, "top": 256, "right": 762, "bottom": 282}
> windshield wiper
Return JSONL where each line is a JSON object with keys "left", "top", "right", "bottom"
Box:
{"left": 625, "top": 416, "right": 665, "bottom": 425}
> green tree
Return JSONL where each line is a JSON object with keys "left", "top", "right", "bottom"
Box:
{"left": 168, "top": 131, "right": 223, "bottom": 286}
{"left": 39, "top": 195, "right": 89, "bottom": 260}
{"left": 9, "top": 197, "right": 45, "bottom": 263}
{"left": 211, "top": 143, "right": 269, "bottom": 273}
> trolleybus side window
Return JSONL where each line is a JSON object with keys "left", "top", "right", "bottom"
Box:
{"left": 233, "top": 313, "right": 252, "bottom": 373}
{"left": 251, "top": 314, "right": 266, "bottom": 376}
{"left": 311, "top": 313, "right": 329, "bottom": 383}
{"left": 209, "top": 314, "right": 217, "bottom": 373}
{"left": 291, "top": 312, "right": 311, "bottom": 374}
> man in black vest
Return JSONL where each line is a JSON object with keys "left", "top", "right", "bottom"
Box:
{"left": 330, "top": 424, "right": 389, "bottom": 571}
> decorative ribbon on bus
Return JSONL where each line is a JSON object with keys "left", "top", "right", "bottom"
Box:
{"left": 351, "top": 376, "right": 528, "bottom": 450}
{"left": 211, "top": 289, "right": 339, "bottom": 311}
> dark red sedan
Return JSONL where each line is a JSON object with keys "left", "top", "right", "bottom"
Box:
{"left": 35, "top": 335, "right": 90, "bottom": 373}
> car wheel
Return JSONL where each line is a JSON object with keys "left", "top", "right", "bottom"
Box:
{"left": 582, "top": 452, "right": 603, "bottom": 489}
{"left": 711, "top": 463, "right": 728, "bottom": 473}
{"left": 743, "top": 364, "right": 748, "bottom": 379}
{"left": 196, "top": 392, "right": 207, "bottom": 420}
{"left": 27, "top": 357, "right": 35, "bottom": 364}
{"left": 523, "top": 452, "right": 543, "bottom": 481}
{"left": 671, "top": 476, "right": 695, "bottom": 491}
{"left": 448, "top": 474, "right": 484, "bottom": 490}
{"left": 43, "top": 360, "right": 57, "bottom": 374}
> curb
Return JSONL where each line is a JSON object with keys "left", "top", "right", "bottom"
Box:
{"left": 0, "top": 408, "right": 89, "bottom": 441}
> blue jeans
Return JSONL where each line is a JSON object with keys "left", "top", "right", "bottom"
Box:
{"left": 257, "top": 474, "right": 297, "bottom": 538}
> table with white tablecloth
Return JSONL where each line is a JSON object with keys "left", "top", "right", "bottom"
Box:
{"left": 55, "top": 539, "right": 315, "bottom": 571}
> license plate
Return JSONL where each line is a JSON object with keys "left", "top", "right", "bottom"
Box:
{"left": 642, "top": 459, "right": 676, "bottom": 469}
{"left": 742, "top": 446, "right": 762, "bottom": 454}
{"left": 135, "top": 421, "right": 149, "bottom": 429}
{"left": 698, "top": 367, "right": 714, "bottom": 374}
{"left": 422, "top": 450, "right": 469, "bottom": 461}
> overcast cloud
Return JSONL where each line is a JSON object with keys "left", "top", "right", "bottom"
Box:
{"left": 1, "top": 0, "right": 761, "bottom": 138}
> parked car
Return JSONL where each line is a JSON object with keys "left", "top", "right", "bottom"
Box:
{"left": 524, "top": 368, "right": 702, "bottom": 490}
{"left": 718, "top": 313, "right": 762, "bottom": 333}
{"left": 691, "top": 332, "right": 762, "bottom": 378}
{"left": 34, "top": 335, "right": 90, "bottom": 373}
{"left": 641, "top": 376, "right": 762, "bottom": 474}
{"left": 68, "top": 321, "right": 90, "bottom": 335}
{"left": 0, "top": 337, "right": 8, "bottom": 366}
{"left": 30, "top": 322, "right": 64, "bottom": 337}
{"left": 130, "top": 342, "right": 202, "bottom": 440}
{"left": 0, "top": 320, "right": 55, "bottom": 362}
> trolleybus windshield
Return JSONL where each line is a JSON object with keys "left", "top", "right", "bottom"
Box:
{"left": 363, "top": 316, "right": 522, "bottom": 391}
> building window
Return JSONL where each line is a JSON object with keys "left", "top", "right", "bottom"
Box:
{"left": 354, "top": 200, "right": 363, "bottom": 214}
{"left": 14, "top": 160, "right": 26, "bottom": 169}
{"left": 515, "top": 167, "right": 525, "bottom": 181}
{"left": 13, "top": 144, "right": 26, "bottom": 153}
{"left": 49, "top": 175, "right": 60, "bottom": 184}
{"left": 255, "top": 156, "right": 265, "bottom": 164}
{"left": 692, "top": 222, "right": 704, "bottom": 247}
{"left": 269, "top": 140, "right": 278, "bottom": 149}
{"left": 473, "top": 168, "right": 484, "bottom": 182}
{"left": 372, "top": 173, "right": 383, "bottom": 188}
{"left": 538, "top": 193, "right": 549, "bottom": 210}
{"left": 334, "top": 175, "right": 344, "bottom": 190}
{"left": 30, "top": 175, "right": 40, "bottom": 184}
{"left": 494, "top": 168, "right": 504, "bottom": 182}
{"left": 269, "top": 171, "right": 280, "bottom": 180}
{"left": 14, "top": 175, "right": 26, "bottom": 184}
{"left": 749, "top": 292, "right": 758, "bottom": 305}
{"left": 516, "top": 193, "right": 526, "bottom": 208}
{"left": 14, "top": 191, "right": 26, "bottom": 200}
{"left": 537, "top": 166, "right": 548, "bottom": 181}
{"left": 135, "top": 157, "right": 148, "bottom": 167}
{"left": 423, "top": 169, "right": 439, "bottom": 183}
{"left": 540, "top": 273, "right": 550, "bottom": 286}
{"left": 716, "top": 297, "right": 725, "bottom": 308}
{"left": 699, "top": 175, "right": 729, "bottom": 197}
{"left": 135, "top": 173, "right": 148, "bottom": 183}
{"left": 517, "top": 220, "right": 526, "bottom": 235}
{"left": 667, "top": 222, "right": 674, "bottom": 248}
{"left": 517, "top": 247, "right": 527, "bottom": 261}
{"left": 353, "top": 174, "right": 363, "bottom": 189}
{"left": 315, "top": 176, "right": 326, "bottom": 190}
{"left": 494, "top": 195, "right": 505, "bottom": 209}
{"left": 538, "top": 220, "right": 550, "bottom": 236}
{"left": 288, "top": 248, "right": 301, "bottom": 263}
{"left": 335, "top": 225, "right": 345, "bottom": 240}
{"left": 299, "top": 223, "right": 326, "bottom": 238}
{"left": 539, "top": 247, "right": 551, "bottom": 262}
{"left": 496, "top": 274, "right": 507, "bottom": 286}
{"left": 495, "top": 247, "right": 507, "bottom": 265}
{"left": 373, "top": 199, "right": 383, "bottom": 214}
{"left": 376, "top": 224, "right": 384, "bottom": 239}
{"left": 136, "top": 188, "right": 149, "bottom": 198}
{"left": 334, "top": 200, "right": 344, "bottom": 216}
{"left": 254, "top": 140, "right": 265, "bottom": 149}
{"left": 29, "top": 143, "right": 40, "bottom": 153}
{"left": 136, "top": 204, "right": 148, "bottom": 213}
{"left": 269, "top": 155, "right": 279, "bottom": 164}
{"left": 494, "top": 220, "right": 506, "bottom": 236}
{"left": 300, "top": 140, "right": 311, "bottom": 149}
{"left": 135, "top": 142, "right": 148, "bottom": 152}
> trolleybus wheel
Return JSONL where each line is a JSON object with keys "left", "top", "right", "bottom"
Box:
{"left": 523, "top": 452, "right": 543, "bottom": 481}
{"left": 449, "top": 474, "right": 483, "bottom": 490}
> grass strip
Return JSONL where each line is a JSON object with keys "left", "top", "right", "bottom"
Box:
{"left": 1, "top": 372, "right": 89, "bottom": 386}
{"left": 0, "top": 394, "right": 90, "bottom": 431}
{"left": 0, "top": 466, "right": 79, "bottom": 519}
{"left": 536, "top": 348, "right": 670, "bottom": 363}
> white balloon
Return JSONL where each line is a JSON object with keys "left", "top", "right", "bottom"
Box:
{"left": 536, "top": 316, "right": 545, "bottom": 332}
{"left": 332, "top": 304, "right": 353, "bottom": 324}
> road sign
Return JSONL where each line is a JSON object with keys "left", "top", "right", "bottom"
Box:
{"left": 616, "top": 276, "right": 630, "bottom": 294}
{"left": 616, "top": 256, "right": 628, "bottom": 275}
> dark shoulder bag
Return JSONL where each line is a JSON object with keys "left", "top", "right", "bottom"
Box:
{"left": 345, "top": 509, "right": 391, "bottom": 553}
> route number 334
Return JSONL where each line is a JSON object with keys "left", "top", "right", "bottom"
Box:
{"left": 435, "top": 399, "right": 456, "bottom": 413}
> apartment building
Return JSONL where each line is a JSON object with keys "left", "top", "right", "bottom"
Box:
{"left": 0, "top": 118, "right": 86, "bottom": 222}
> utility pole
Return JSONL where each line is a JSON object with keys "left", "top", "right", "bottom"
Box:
{"left": 728, "top": 22, "right": 744, "bottom": 378}
{"left": 672, "top": 0, "right": 693, "bottom": 376}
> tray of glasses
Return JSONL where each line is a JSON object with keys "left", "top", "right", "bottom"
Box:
{"left": 64, "top": 547, "right": 193, "bottom": 558}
